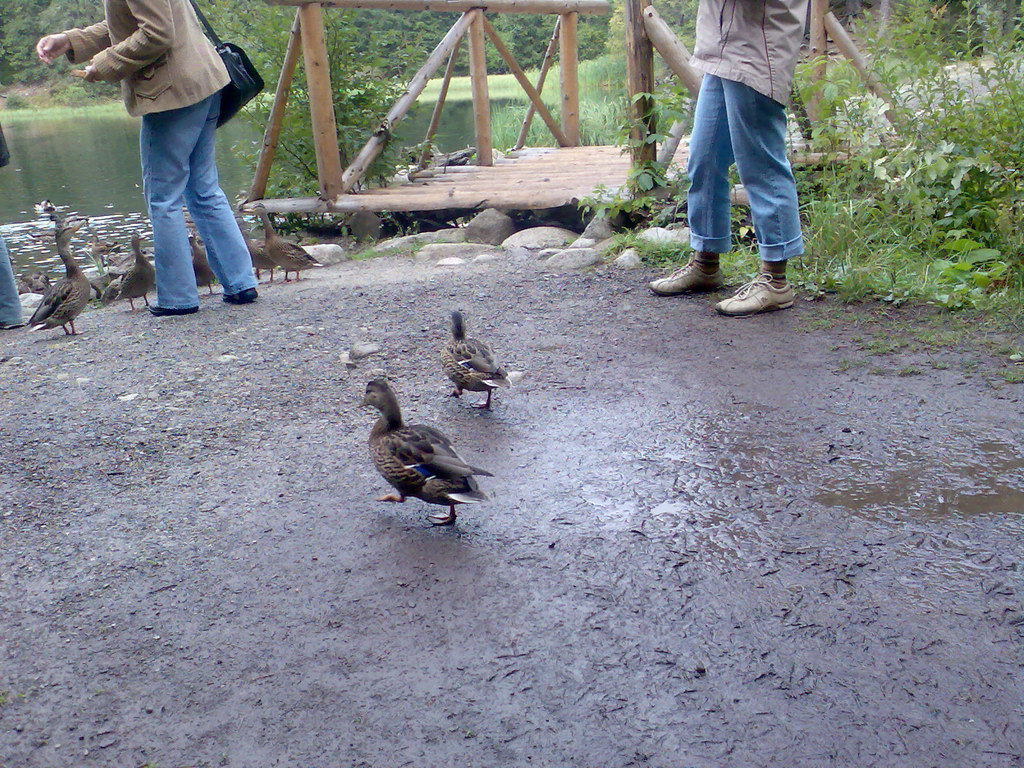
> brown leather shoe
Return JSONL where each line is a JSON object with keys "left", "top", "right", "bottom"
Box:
{"left": 649, "top": 260, "right": 725, "bottom": 296}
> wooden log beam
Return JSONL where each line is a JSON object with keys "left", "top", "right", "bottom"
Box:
{"left": 641, "top": 6, "right": 701, "bottom": 98}
{"left": 340, "top": 11, "right": 473, "bottom": 192}
{"left": 299, "top": 3, "right": 344, "bottom": 199}
{"left": 514, "top": 17, "right": 560, "bottom": 150}
{"left": 807, "top": 0, "right": 828, "bottom": 122}
{"left": 468, "top": 9, "right": 492, "bottom": 166}
{"left": 248, "top": 10, "right": 304, "bottom": 202}
{"left": 624, "top": 0, "right": 655, "bottom": 166}
{"left": 481, "top": 16, "right": 570, "bottom": 147}
{"left": 267, "top": 0, "right": 610, "bottom": 13}
{"left": 559, "top": 11, "right": 580, "bottom": 145}
{"left": 417, "top": 37, "right": 463, "bottom": 169}
{"left": 824, "top": 12, "right": 899, "bottom": 126}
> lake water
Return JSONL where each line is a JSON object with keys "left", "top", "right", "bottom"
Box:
{"left": 0, "top": 100, "right": 485, "bottom": 278}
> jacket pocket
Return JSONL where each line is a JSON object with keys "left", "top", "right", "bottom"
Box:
{"left": 132, "top": 54, "right": 172, "bottom": 100}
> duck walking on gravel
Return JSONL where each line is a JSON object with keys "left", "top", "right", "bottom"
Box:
{"left": 188, "top": 232, "right": 217, "bottom": 295}
{"left": 441, "top": 310, "right": 511, "bottom": 410}
{"left": 237, "top": 216, "right": 276, "bottom": 283}
{"left": 29, "top": 217, "right": 91, "bottom": 335}
{"left": 117, "top": 233, "right": 156, "bottom": 310}
{"left": 253, "top": 205, "right": 322, "bottom": 282}
{"left": 362, "top": 378, "right": 492, "bottom": 526}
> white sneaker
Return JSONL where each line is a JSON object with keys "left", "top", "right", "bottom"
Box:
{"left": 715, "top": 274, "right": 794, "bottom": 317}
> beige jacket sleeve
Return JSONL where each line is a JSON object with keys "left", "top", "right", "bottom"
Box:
{"left": 65, "top": 21, "right": 113, "bottom": 65}
{"left": 67, "top": 0, "right": 176, "bottom": 83}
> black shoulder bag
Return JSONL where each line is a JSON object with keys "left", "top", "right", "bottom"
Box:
{"left": 188, "top": 0, "right": 265, "bottom": 127}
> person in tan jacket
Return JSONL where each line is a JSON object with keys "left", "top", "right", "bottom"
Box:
{"left": 649, "top": 0, "right": 807, "bottom": 318}
{"left": 36, "top": 0, "right": 257, "bottom": 315}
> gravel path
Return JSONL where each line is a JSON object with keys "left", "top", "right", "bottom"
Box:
{"left": 1, "top": 252, "right": 1022, "bottom": 767}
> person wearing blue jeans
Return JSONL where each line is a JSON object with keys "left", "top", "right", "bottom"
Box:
{"left": 0, "top": 235, "right": 25, "bottom": 330}
{"left": 38, "top": 0, "right": 256, "bottom": 316}
{"left": 1, "top": 123, "right": 24, "bottom": 330}
{"left": 649, "top": 0, "right": 807, "bottom": 317}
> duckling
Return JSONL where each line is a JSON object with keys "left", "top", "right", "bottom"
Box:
{"left": 88, "top": 224, "right": 116, "bottom": 269}
{"left": 254, "top": 205, "right": 322, "bottom": 282}
{"left": 441, "top": 310, "right": 511, "bottom": 410}
{"left": 188, "top": 231, "right": 216, "bottom": 295}
{"left": 28, "top": 218, "right": 91, "bottom": 335}
{"left": 362, "top": 378, "right": 492, "bottom": 525}
{"left": 17, "top": 271, "right": 50, "bottom": 295}
{"left": 117, "top": 233, "right": 156, "bottom": 310}
{"left": 236, "top": 216, "right": 276, "bottom": 283}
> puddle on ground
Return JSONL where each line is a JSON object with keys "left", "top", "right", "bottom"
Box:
{"left": 815, "top": 439, "right": 1024, "bottom": 519}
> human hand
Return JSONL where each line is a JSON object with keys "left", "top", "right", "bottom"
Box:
{"left": 36, "top": 33, "right": 71, "bottom": 65}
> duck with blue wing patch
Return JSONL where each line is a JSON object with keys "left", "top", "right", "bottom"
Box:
{"left": 361, "top": 378, "right": 492, "bottom": 526}
{"left": 440, "top": 310, "right": 510, "bottom": 410}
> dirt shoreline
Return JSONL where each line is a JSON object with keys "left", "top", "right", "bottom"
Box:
{"left": 1, "top": 253, "right": 1021, "bottom": 767}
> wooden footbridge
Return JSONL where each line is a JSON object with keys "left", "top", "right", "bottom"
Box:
{"left": 242, "top": 0, "right": 891, "bottom": 215}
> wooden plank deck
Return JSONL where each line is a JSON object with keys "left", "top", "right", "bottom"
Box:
{"left": 244, "top": 140, "right": 821, "bottom": 214}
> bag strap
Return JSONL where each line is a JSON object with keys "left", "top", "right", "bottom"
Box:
{"left": 187, "top": 0, "right": 224, "bottom": 48}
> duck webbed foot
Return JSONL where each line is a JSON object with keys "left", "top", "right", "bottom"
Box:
{"left": 377, "top": 493, "right": 405, "bottom": 503}
{"left": 429, "top": 505, "right": 457, "bottom": 526}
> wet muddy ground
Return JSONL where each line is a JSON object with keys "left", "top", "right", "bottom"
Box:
{"left": 1, "top": 253, "right": 1022, "bottom": 767}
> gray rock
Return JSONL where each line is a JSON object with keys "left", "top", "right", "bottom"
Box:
{"left": 350, "top": 341, "right": 382, "bottom": 360}
{"left": 613, "top": 248, "right": 642, "bottom": 269}
{"left": 593, "top": 237, "right": 618, "bottom": 255}
{"left": 569, "top": 237, "right": 596, "bottom": 249}
{"left": 416, "top": 243, "right": 503, "bottom": 261}
{"left": 20, "top": 293, "right": 43, "bottom": 313}
{"left": 502, "top": 226, "right": 577, "bottom": 251}
{"left": 536, "top": 248, "right": 562, "bottom": 261}
{"left": 302, "top": 243, "right": 348, "bottom": 265}
{"left": 582, "top": 215, "right": 615, "bottom": 241}
{"left": 374, "top": 229, "right": 467, "bottom": 253}
{"left": 435, "top": 257, "right": 467, "bottom": 267}
{"left": 465, "top": 208, "right": 516, "bottom": 245}
{"left": 348, "top": 211, "right": 382, "bottom": 242}
{"left": 542, "top": 248, "right": 602, "bottom": 271}
{"left": 472, "top": 253, "right": 499, "bottom": 264}
{"left": 638, "top": 226, "right": 688, "bottom": 246}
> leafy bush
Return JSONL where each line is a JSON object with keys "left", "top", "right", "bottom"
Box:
{"left": 208, "top": 0, "right": 416, "bottom": 199}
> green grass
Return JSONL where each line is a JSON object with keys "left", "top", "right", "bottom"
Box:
{"left": 0, "top": 102, "right": 124, "bottom": 121}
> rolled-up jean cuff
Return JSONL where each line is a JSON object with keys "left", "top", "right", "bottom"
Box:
{"left": 690, "top": 232, "right": 732, "bottom": 253}
{"left": 758, "top": 234, "right": 804, "bottom": 262}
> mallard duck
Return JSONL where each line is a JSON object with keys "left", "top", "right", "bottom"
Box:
{"left": 29, "top": 218, "right": 91, "bottom": 335}
{"left": 361, "top": 378, "right": 492, "bottom": 525}
{"left": 17, "top": 272, "right": 51, "bottom": 295}
{"left": 188, "top": 231, "right": 217, "bottom": 295}
{"left": 88, "top": 224, "right": 116, "bottom": 268}
{"left": 254, "top": 205, "right": 322, "bottom": 282}
{"left": 441, "top": 310, "right": 511, "bottom": 410}
{"left": 236, "top": 216, "right": 276, "bottom": 283}
{"left": 117, "top": 233, "right": 156, "bottom": 310}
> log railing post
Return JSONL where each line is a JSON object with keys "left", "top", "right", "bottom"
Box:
{"left": 298, "top": 3, "right": 344, "bottom": 199}
{"left": 624, "top": 0, "right": 655, "bottom": 167}
{"left": 559, "top": 11, "right": 580, "bottom": 145}
{"left": 341, "top": 12, "right": 473, "bottom": 191}
{"left": 807, "top": 0, "right": 828, "bottom": 123}
{"left": 514, "top": 17, "right": 560, "bottom": 150}
{"left": 468, "top": 9, "right": 493, "bottom": 166}
{"left": 248, "top": 10, "right": 303, "bottom": 202}
{"left": 482, "top": 16, "right": 569, "bottom": 146}
{"left": 417, "top": 38, "right": 463, "bottom": 170}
